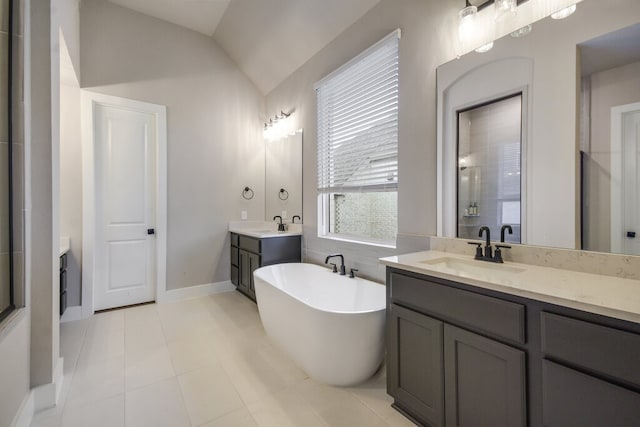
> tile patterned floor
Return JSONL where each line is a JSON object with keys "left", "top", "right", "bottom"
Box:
{"left": 30, "top": 291, "right": 415, "bottom": 427}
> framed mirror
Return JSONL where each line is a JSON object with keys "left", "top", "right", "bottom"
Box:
{"left": 265, "top": 129, "right": 303, "bottom": 223}
{"left": 437, "top": 0, "right": 640, "bottom": 254}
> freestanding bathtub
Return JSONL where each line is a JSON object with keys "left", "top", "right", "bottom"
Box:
{"left": 253, "top": 263, "right": 386, "bottom": 386}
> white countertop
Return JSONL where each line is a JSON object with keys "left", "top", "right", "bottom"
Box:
{"left": 60, "top": 236, "right": 70, "bottom": 256}
{"left": 229, "top": 221, "right": 302, "bottom": 239}
{"left": 380, "top": 250, "right": 640, "bottom": 324}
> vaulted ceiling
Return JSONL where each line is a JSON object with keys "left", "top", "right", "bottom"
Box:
{"left": 106, "top": 0, "right": 382, "bottom": 94}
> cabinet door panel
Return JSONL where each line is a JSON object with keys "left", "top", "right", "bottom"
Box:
{"left": 542, "top": 360, "right": 640, "bottom": 427}
{"left": 388, "top": 304, "right": 444, "bottom": 427}
{"left": 239, "top": 250, "right": 250, "bottom": 292}
{"left": 248, "top": 252, "right": 260, "bottom": 299}
{"left": 444, "top": 325, "right": 526, "bottom": 427}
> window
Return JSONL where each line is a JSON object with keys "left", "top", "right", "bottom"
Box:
{"left": 316, "top": 30, "right": 400, "bottom": 245}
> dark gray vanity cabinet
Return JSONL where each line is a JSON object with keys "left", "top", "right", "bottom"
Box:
{"left": 387, "top": 281, "right": 526, "bottom": 427}
{"left": 444, "top": 324, "right": 526, "bottom": 427}
{"left": 388, "top": 304, "right": 444, "bottom": 426}
{"left": 386, "top": 267, "right": 640, "bottom": 427}
{"left": 230, "top": 232, "right": 301, "bottom": 301}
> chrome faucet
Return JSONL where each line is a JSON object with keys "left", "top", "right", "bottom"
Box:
{"left": 325, "top": 253, "right": 346, "bottom": 275}
{"left": 273, "top": 215, "right": 286, "bottom": 232}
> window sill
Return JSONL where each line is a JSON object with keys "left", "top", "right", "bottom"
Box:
{"left": 318, "top": 233, "right": 396, "bottom": 249}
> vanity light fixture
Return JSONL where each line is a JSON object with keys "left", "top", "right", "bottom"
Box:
{"left": 510, "top": 24, "right": 532, "bottom": 37}
{"left": 550, "top": 3, "right": 577, "bottom": 19}
{"left": 263, "top": 109, "right": 293, "bottom": 141}
{"left": 475, "top": 41, "right": 494, "bottom": 53}
{"left": 458, "top": 5, "right": 478, "bottom": 48}
{"left": 495, "top": 0, "right": 517, "bottom": 21}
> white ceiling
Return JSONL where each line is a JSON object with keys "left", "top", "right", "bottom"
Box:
{"left": 107, "top": 0, "right": 382, "bottom": 94}
{"left": 108, "top": 0, "right": 232, "bottom": 37}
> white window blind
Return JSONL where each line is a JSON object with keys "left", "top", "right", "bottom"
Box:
{"left": 316, "top": 30, "right": 400, "bottom": 194}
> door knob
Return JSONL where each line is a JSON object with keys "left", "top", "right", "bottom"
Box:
{"left": 147, "top": 228, "right": 155, "bottom": 235}
{"left": 627, "top": 231, "right": 636, "bottom": 238}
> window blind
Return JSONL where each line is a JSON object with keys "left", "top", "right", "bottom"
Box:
{"left": 316, "top": 30, "right": 400, "bottom": 193}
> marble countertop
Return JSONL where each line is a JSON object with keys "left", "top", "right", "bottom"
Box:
{"left": 228, "top": 221, "right": 302, "bottom": 239}
{"left": 380, "top": 250, "right": 640, "bottom": 324}
{"left": 60, "top": 236, "right": 70, "bottom": 256}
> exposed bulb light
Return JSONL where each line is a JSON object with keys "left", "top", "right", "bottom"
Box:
{"left": 510, "top": 24, "right": 532, "bottom": 38}
{"left": 475, "top": 41, "right": 494, "bottom": 53}
{"left": 494, "top": 0, "right": 517, "bottom": 21}
{"left": 551, "top": 4, "right": 577, "bottom": 19}
{"left": 458, "top": 5, "right": 478, "bottom": 46}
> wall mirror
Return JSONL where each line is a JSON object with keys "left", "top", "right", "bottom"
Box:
{"left": 437, "top": 0, "right": 640, "bottom": 255}
{"left": 265, "top": 129, "right": 303, "bottom": 223}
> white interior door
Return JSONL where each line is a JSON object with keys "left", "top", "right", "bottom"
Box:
{"left": 611, "top": 103, "right": 640, "bottom": 255}
{"left": 93, "top": 104, "right": 157, "bottom": 310}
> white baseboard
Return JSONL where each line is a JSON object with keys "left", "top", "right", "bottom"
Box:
{"left": 10, "top": 390, "right": 34, "bottom": 427}
{"left": 33, "top": 357, "right": 64, "bottom": 412}
{"left": 60, "top": 306, "right": 83, "bottom": 323}
{"left": 158, "top": 280, "right": 235, "bottom": 303}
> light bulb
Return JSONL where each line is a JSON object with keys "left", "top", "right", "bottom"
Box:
{"left": 551, "top": 4, "right": 576, "bottom": 19}
{"left": 458, "top": 6, "right": 478, "bottom": 45}
{"left": 475, "top": 41, "right": 494, "bottom": 53}
{"left": 510, "top": 25, "right": 532, "bottom": 38}
{"left": 495, "top": 0, "right": 517, "bottom": 21}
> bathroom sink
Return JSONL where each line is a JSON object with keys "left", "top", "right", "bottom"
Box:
{"left": 419, "top": 257, "right": 526, "bottom": 281}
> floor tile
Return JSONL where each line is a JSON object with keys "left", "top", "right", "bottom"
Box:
{"left": 125, "top": 343, "right": 174, "bottom": 391}
{"left": 200, "top": 407, "right": 258, "bottom": 427}
{"left": 124, "top": 303, "right": 165, "bottom": 355}
{"left": 166, "top": 325, "right": 221, "bottom": 375}
{"left": 65, "top": 355, "right": 124, "bottom": 408}
{"left": 177, "top": 364, "right": 245, "bottom": 426}
{"left": 77, "top": 310, "right": 125, "bottom": 365}
{"left": 32, "top": 293, "right": 411, "bottom": 427}
{"left": 61, "top": 394, "right": 124, "bottom": 427}
{"left": 246, "top": 386, "right": 328, "bottom": 427}
{"left": 125, "top": 377, "right": 190, "bottom": 427}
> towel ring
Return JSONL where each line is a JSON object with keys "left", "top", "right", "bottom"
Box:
{"left": 278, "top": 188, "right": 289, "bottom": 200}
{"left": 242, "top": 187, "right": 254, "bottom": 200}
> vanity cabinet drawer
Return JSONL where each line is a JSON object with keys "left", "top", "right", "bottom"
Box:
{"left": 542, "top": 360, "right": 640, "bottom": 427}
{"left": 238, "top": 235, "right": 260, "bottom": 253}
{"left": 231, "top": 233, "right": 239, "bottom": 247}
{"left": 390, "top": 272, "right": 525, "bottom": 344}
{"left": 541, "top": 312, "right": 640, "bottom": 388}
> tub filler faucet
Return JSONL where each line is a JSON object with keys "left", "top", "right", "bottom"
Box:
{"left": 325, "top": 253, "right": 346, "bottom": 275}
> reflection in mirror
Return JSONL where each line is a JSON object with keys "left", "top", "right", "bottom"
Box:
{"left": 580, "top": 23, "right": 640, "bottom": 255}
{"left": 457, "top": 94, "right": 522, "bottom": 243}
{"left": 265, "top": 129, "right": 303, "bottom": 223}
{"left": 438, "top": 0, "right": 640, "bottom": 253}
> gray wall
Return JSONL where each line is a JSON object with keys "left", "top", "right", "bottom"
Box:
{"left": 80, "top": 0, "right": 265, "bottom": 290}
{"left": 265, "top": 0, "right": 459, "bottom": 281}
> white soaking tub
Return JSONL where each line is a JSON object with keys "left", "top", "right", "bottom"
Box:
{"left": 253, "top": 263, "right": 386, "bottom": 386}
